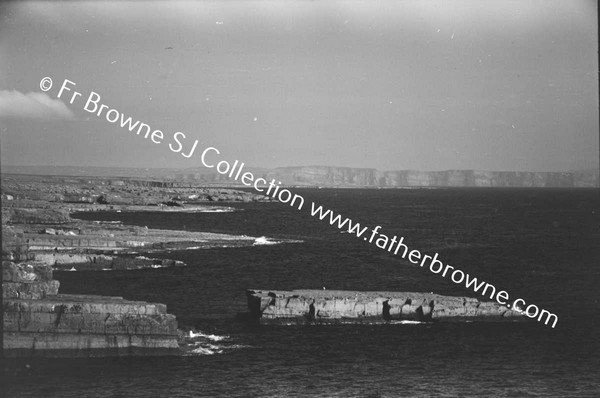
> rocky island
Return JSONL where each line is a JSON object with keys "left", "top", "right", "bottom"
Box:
{"left": 246, "top": 289, "right": 524, "bottom": 325}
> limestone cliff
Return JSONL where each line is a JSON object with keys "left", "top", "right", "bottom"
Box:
{"left": 4, "top": 165, "right": 598, "bottom": 187}
{"left": 263, "top": 167, "right": 599, "bottom": 188}
{"left": 3, "top": 261, "right": 180, "bottom": 357}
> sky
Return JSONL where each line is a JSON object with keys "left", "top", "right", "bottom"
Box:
{"left": 0, "top": 0, "right": 597, "bottom": 172}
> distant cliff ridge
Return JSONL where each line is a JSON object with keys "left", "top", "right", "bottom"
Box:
{"left": 3, "top": 165, "right": 598, "bottom": 187}
{"left": 259, "top": 167, "right": 599, "bottom": 188}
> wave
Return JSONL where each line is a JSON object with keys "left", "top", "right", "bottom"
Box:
{"left": 253, "top": 236, "right": 304, "bottom": 246}
{"left": 190, "top": 346, "right": 220, "bottom": 355}
{"left": 389, "top": 320, "right": 428, "bottom": 325}
{"left": 253, "top": 236, "right": 278, "bottom": 245}
{"left": 183, "top": 329, "right": 250, "bottom": 356}
{"left": 197, "top": 207, "right": 235, "bottom": 213}
{"left": 189, "top": 344, "right": 251, "bottom": 356}
{"left": 188, "top": 330, "right": 229, "bottom": 341}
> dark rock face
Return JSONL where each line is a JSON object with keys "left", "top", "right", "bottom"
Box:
{"left": 3, "top": 280, "right": 60, "bottom": 300}
{"left": 246, "top": 290, "right": 523, "bottom": 325}
{"left": 2, "top": 208, "right": 71, "bottom": 224}
{"left": 2, "top": 261, "right": 180, "bottom": 357}
{"left": 3, "top": 261, "right": 53, "bottom": 282}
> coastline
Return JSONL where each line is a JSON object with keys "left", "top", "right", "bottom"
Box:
{"left": 1, "top": 173, "right": 275, "bottom": 357}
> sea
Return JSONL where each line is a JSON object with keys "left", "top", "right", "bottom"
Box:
{"left": 4, "top": 188, "right": 600, "bottom": 397}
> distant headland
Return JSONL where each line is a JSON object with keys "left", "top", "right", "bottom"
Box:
{"left": 3, "top": 165, "right": 598, "bottom": 188}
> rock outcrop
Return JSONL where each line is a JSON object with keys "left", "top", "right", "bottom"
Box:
{"left": 3, "top": 261, "right": 180, "bottom": 357}
{"left": 2, "top": 219, "right": 259, "bottom": 271}
{"left": 246, "top": 290, "right": 523, "bottom": 325}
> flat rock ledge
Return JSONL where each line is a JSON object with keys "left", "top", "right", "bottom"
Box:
{"left": 3, "top": 261, "right": 180, "bottom": 357}
{"left": 246, "top": 289, "right": 524, "bottom": 325}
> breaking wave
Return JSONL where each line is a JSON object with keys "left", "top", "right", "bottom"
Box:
{"left": 253, "top": 236, "right": 304, "bottom": 246}
{"left": 188, "top": 330, "right": 228, "bottom": 341}
{"left": 197, "top": 207, "right": 235, "bottom": 213}
{"left": 390, "top": 320, "right": 428, "bottom": 325}
{"left": 253, "top": 236, "right": 278, "bottom": 245}
{"left": 182, "top": 330, "right": 251, "bottom": 356}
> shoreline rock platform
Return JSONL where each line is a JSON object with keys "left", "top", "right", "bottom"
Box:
{"left": 2, "top": 173, "right": 271, "bottom": 271}
{"left": 246, "top": 289, "right": 524, "bottom": 325}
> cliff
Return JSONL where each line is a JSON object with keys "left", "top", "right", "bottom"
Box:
{"left": 5, "top": 165, "right": 597, "bottom": 187}
{"left": 246, "top": 289, "right": 523, "bottom": 325}
{"left": 261, "top": 167, "right": 599, "bottom": 188}
{"left": 3, "top": 261, "right": 180, "bottom": 357}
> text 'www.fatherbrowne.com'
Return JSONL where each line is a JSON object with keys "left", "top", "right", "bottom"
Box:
{"left": 42, "top": 76, "right": 559, "bottom": 329}
{"left": 309, "top": 204, "right": 559, "bottom": 328}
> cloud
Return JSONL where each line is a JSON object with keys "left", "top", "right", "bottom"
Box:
{"left": 0, "top": 90, "right": 75, "bottom": 120}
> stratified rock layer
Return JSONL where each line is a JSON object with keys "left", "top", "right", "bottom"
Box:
{"left": 247, "top": 289, "right": 523, "bottom": 324}
{"left": 2, "top": 262, "right": 180, "bottom": 357}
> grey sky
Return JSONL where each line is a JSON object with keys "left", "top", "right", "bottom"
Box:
{"left": 0, "top": 0, "right": 597, "bottom": 172}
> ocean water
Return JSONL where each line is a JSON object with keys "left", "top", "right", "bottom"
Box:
{"left": 5, "top": 188, "right": 600, "bottom": 397}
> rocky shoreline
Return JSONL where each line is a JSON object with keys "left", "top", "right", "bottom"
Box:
{"left": 2, "top": 174, "right": 271, "bottom": 272}
{"left": 2, "top": 173, "right": 272, "bottom": 357}
{"left": 2, "top": 173, "right": 530, "bottom": 358}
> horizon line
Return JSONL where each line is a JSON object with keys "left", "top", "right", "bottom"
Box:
{"left": 1, "top": 164, "right": 598, "bottom": 175}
